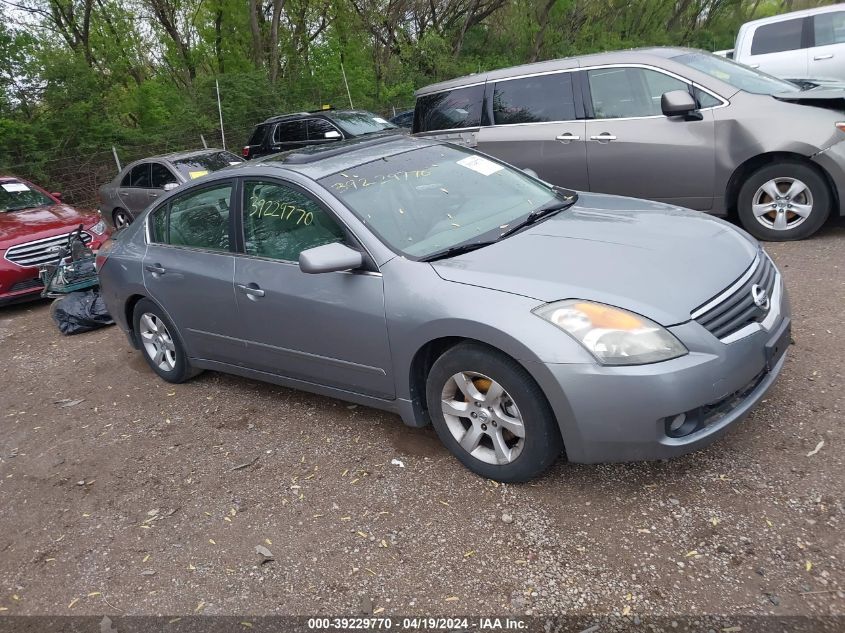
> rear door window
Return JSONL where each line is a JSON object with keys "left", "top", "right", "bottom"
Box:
{"left": 151, "top": 182, "right": 233, "bottom": 251}
{"left": 492, "top": 73, "right": 576, "bottom": 124}
{"left": 128, "top": 163, "right": 152, "bottom": 188}
{"left": 751, "top": 19, "right": 805, "bottom": 55}
{"left": 415, "top": 84, "right": 484, "bottom": 132}
{"left": 813, "top": 11, "right": 845, "bottom": 46}
{"left": 274, "top": 120, "right": 307, "bottom": 144}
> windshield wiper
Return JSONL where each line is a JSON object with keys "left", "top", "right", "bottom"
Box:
{"left": 497, "top": 194, "right": 577, "bottom": 239}
{"left": 421, "top": 240, "right": 499, "bottom": 262}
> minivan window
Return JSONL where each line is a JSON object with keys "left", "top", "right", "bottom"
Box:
{"left": 814, "top": 11, "right": 845, "bottom": 47}
{"left": 750, "top": 18, "right": 805, "bottom": 55}
{"left": 274, "top": 120, "right": 307, "bottom": 144}
{"left": 588, "top": 68, "right": 686, "bottom": 119}
{"left": 492, "top": 73, "right": 576, "bottom": 124}
{"left": 415, "top": 85, "right": 484, "bottom": 132}
{"left": 672, "top": 52, "right": 799, "bottom": 94}
{"left": 318, "top": 144, "right": 559, "bottom": 259}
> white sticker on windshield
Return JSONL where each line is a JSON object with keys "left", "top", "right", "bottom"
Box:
{"left": 2, "top": 182, "right": 30, "bottom": 192}
{"left": 373, "top": 117, "right": 389, "bottom": 124}
{"left": 456, "top": 155, "right": 503, "bottom": 176}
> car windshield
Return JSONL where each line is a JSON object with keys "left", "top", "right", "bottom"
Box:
{"left": 171, "top": 151, "right": 243, "bottom": 178}
{"left": 329, "top": 111, "right": 397, "bottom": 136}
{"left": 319, "top": 144, "right": 562, "bottom": 259}
{"left": 672, "top": 52, "right": 800, "bottom": 95}
{"left": 0, "top": 182, "right": 54, "bottom": 212}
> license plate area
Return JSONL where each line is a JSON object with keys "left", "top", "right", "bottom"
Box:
{"left": 765, "top": 318, "right": 791, "bottom": 372}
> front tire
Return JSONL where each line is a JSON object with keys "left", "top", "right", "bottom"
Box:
{"left": 132, "top": 298, "right": 199, "bottom": 383}
{"left": 737, "top": 162, "right": 830, "bottom": 241}
{"left": 425, "top": 342, "right": 562, "bottom": 482}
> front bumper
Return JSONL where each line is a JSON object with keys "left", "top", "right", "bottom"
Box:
{"left": 527, "top": 285, "right": 791, "bottom": 464}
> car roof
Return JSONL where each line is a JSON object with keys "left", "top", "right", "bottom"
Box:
{"left": 225, "top": 133, "right": 442, "bottom": 180}
{"left": 740, "top": 2, "right": 843, "bottom": 27}
{"left": 258, "top": 109, "right": 372, "bottom": 126}
{"left": 414, "top": 47, "right": 698, "bottom": 96}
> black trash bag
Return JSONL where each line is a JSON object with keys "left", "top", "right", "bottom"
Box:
{"left": 50, "top": 290, "right": 115, "bottom": 335}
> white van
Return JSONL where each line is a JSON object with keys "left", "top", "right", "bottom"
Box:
{"left": 734, "top": 3, "right": 845, "bottom": 81}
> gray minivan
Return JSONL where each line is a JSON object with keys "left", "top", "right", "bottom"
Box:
{"left": 413, "top": 47, "right": 845, "bottom": 241}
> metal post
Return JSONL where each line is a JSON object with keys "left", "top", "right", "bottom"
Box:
{"left": 216, "top": 80, "right": 226, "bottom": 150}
{"left": 340, "top": 61, "right": 354, "bottom": 109}
{"left": 200, "top": 134, "right": 208, "bottom": 149}
{"left": 111, "top": 146, "right": 122, "bottom": 172}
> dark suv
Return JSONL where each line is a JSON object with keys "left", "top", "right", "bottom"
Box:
{"left": 242, "top": 110, "right": 399, "bottom": 159}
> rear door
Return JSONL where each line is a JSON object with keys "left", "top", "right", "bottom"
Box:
{"left": 809, "top": 10, "right": 845, "bottom": 80}
{"left": 142, "top": 180, "right": 243, "bottom": 363}
{"left": 744, "top": 17, "right": 809, "bottom": 78}
{"left": 476, "top": 71, "right": 588, "bottom": 190}
{"left": 582, "top": 66, "right": 716, "bottom": 211}
{"left": 232, "top": 177, "right": 394, "bottom": 398}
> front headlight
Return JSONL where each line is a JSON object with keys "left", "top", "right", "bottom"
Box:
{"left": 90, "top": 220, "right": 106, "bottom": 235}
{"left": 533, "top": 300, "right": 688, "bottom": 366}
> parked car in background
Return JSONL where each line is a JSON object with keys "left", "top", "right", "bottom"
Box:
{"left": 1, "top": 176, "right": 109, "bottom": 305}
{"left": 97, "top": 135, "right": 789, "bottom": 482}
{"left": 389, "top": 109, "right": 414, "bottom": 128}
{"left": 99, "top": 148, "right": 243, "bottom": 230}
{"left": 733, "top": 4, "right": 845, "bottom": 81}
{"left": 714, "top": 49, "right": 734, "bottom": 59}
{"left": 413, "top": 47, "right": 845, "bottom": 240}
{"left": 242, "top": 109, "right": 400, "bottom": 160}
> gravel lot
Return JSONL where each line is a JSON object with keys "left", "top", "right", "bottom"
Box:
{"left": 0, "top": 222, "right": 843, "bottom": 622}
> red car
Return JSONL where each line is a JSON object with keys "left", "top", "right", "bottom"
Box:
{"left": 0, "top": 176, "right": 110, "bottom": 306}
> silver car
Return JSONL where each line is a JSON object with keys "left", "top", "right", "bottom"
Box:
{"left": 99, "top": 148, "right": 243, "bottom": 230}
{"left": 413, "top": 47, "right": 845, "bottom": 241}
{"left": 97, "top": 135, "right": 790, "bottom": 482}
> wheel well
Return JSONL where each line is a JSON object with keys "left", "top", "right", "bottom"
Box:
{"left": 408, "top": 337, "right": 467, "bottom": 427}
{"left": 725, "top": 152, "right": 837, "bottom": 217}
{"left": 124, "top": 294, "right": 146, "bottom": 348}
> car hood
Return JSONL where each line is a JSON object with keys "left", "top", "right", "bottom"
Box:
{"left": 0, "top": 204, "right": 99, "bottom": 250}
{"left": 430, "top": 193, "right": 758, "bottom": 326}
{"left": 773, "top": 88, "right": 845, "bottom": 112}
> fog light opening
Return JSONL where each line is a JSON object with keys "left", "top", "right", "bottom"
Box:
{"left": 664, "top": 410, "right": 701, "bottom": 438}
{"left": 668, "top": 413, "right": 686, "bottom": 433}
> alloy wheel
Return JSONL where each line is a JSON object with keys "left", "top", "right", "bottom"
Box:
{"left": 751, "top": 177, "right": 813, "bottom": 231}
{"left": 139, "top": 312, "right": 176, "bottom": 372}
{"left": 114, "top": 210, "right": 131, "bottom": 229}
{"left": 441, "top": 371, "right": 525, "bottom": 465}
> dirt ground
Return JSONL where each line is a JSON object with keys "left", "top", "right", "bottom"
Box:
{"left": 0, "top": 223, "right": 843, "bottom": 622}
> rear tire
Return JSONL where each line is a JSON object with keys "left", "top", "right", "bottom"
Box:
{"left": 737, "top": 161, "right": 830, "bottom": 241}
{"left": 132, "top": 298, "right": 199, "bottom": 383}
{"left": 425, "top": 342, "right": 562, "bottom": 482}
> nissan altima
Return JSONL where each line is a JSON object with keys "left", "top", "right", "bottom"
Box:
{"left": 97, "top": 135, "right": 790, "bottom": 481}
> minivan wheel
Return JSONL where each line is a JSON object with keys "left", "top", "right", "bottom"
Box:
{"left": 113, "top": 208, "right": 132, "bottom": 229}
{"left": 737, "top": 162, "right": 830, "bottom": 241}
{"left": 425, "top": 342, "right": 562, "bottom": 482}
{"left": 132, "top": 298, "right": 199, "bottom": 383}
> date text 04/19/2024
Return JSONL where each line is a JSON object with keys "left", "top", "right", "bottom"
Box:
{"left": 306, "top": 617, "right": 527, "bottom": 630}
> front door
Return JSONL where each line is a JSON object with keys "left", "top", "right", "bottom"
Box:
{"left": 583, "top": 66, "right": 716, "bottom": 211}
{"left": 142, "top": 180, "right": 244, "bottom": 363}
{"left": 232, "top": 178, "right": 394, "bottom": 399}
{"left": 476, "top": 71, "right": 587, "bottom": 190}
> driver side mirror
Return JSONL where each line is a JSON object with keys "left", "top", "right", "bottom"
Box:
{"left": 661, "top": 90, "right": 701, "bottom": 119}
{"left": 163, "top": 182, "right": 179, "bottom": 192}
{"left": 299, "top": 242, "right": 363, "bottom": 274}
{"left": 324, "top": 130, "right": 342, "bottom": 140}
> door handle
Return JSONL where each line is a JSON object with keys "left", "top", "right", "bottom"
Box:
{"left": 236, "top": 283, "right": 265, "bottom": 299}
{"left": 555, "top": 132, "right": 581, "bottom": 142}
{"left": 145, "top": 263, "right": 166, "bottom": 275}
{"left": 590, "top": 133, "right": 617, "bottom": 142}
{"left": 814, "top": 54, "right": 834, "bottom": 60}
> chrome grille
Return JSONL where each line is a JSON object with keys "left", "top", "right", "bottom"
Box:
{"left": 692, "top": 254, "right": 778, "bottom": 340}
{"left": 4, "top": 231, "right": 92, "bottom": 268}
